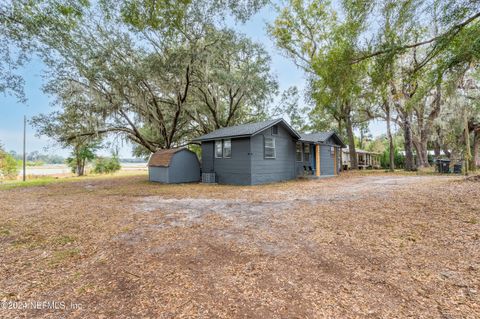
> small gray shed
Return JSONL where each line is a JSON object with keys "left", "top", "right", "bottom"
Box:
{"left": 148, "top": 148, "right": 200, "bottom": 183}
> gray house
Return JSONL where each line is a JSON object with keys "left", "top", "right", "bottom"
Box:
{"left": 148, "top": 148, "right": 200, "bottom": 183}
{"left": 193, "top": 119, "right": 345, "bottom": 185}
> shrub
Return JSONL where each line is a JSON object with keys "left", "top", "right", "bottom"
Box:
{"left": 380, "top": 147, "right": 405, "bottom": 169}
{"left": 0, "top": 151, "right": 19, "bottom": 180}
{"left": 93, "top": 156, "right": 121, "bottom": 174}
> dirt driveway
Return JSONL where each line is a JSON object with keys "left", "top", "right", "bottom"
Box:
{"left": 0, "top": 173, "right": 479, "bottom": 318}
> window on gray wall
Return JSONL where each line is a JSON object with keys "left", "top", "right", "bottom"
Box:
{"left": 272, "top": 125, "right": 278, "bottom": 135}
{"left": 295, "top": 142, "right": 303, "bottom": 161}
{"left": 264, "top": 137, "right": 276, "bottom": 158}
{"left": 304, "top": 144, "right": 310, "bottom": 162}
{"left": 223, "top": 139, "right": 231, "bottom": 158}
{"left": 215, "top": 140, "right": 222, "bottom": 158}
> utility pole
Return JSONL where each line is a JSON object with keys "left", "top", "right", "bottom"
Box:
{"left": 23, "top": 115, "right": 26, "bottom": 182}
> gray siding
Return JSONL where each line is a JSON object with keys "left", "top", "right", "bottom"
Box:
{"left": 251, "top": 124, "right": 296, "bottom": 184}
{"left": 201, "top": 142, "right": 214, "bottom": 173}
{"left": 168, "top": 150, "right": 200, "bottom": 183}
{"left": 320, "top": 140, "right": 342, "bottom": 175}
{"left": 201, "top": 137, "right": 252, "bottom": 185}
{"left": 320, "top": 145, "right": 335, "bottom": 176}
{"left": 149, "top": 166, "right": 169, "bottom": 183}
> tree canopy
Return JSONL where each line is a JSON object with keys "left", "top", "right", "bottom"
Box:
{"left": 2, "top": 0, "right": 277, "bottom": 156}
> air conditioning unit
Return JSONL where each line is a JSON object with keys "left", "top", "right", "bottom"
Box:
{"left": 202, "top": 172, "right": 216, "bottom": 183}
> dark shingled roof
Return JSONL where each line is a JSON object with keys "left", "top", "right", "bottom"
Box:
{"left": 192, "top": 118, "right": 300, "bottom": 141}
{"left": 300, "top": 132, "right": 346, "bottom": 147}
{"left": 299, "top": 132, "right": 334, "bottom": 143}
{"left": 148, "top": 148, "right": 184, "bottom": 167}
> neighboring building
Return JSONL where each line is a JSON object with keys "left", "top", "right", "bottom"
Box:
{"left": 193, "top": 119, "right": 345, "bottom": 185}
{"left": 342, "top": 146, "right": 381, "bottom": 170}
{"left": 148, "top": 148, "right": 200, "bottom": 183}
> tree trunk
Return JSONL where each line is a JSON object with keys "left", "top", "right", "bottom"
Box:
{"left": 433, "top": 141, "right": 441, "bottom": 158}
{"left": 442, "top": 146, "right": 451, "bottom": 159}
{"left": 404, "top": 115, "right": 416, "bottom": 171}
{"left": 346, "top": 115, "right": 358, "bottom": 170}
{"left": 76, "top": 162, "right": 83, "bottom": 176}
{"left": 75, "top": 147, "right": 83, "bottom": 177}
{"left": 77, "top": 158, "right": 85, "bottom": 176}
{"left": 413, "top": 138, "right": 429, "bottom": 168}
{"left": 413, "top": 141, "right": 422, "bottom": 167}
{"left": 474, "top": 129, "right": 480, "bottom": 169}
{"left": 464, "top": 110, "right": 471, "bottom": 175}
{"left": 420, "top": 141, "right": 430, "bottom": 167}
{"left": 359, "top": 130, "right": 364, "bottom": 149}
{"left": 385, "top": 102, "right": 395, "bottom": 171}
{"left": 78, "top": 164, "right": 84, "bottom": 176}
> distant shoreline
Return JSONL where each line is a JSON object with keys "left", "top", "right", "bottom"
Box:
{"left": 21, "top": 163, "right": 148, "bottom": 176}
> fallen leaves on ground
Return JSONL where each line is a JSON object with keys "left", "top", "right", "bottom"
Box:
{"left": 0, "top": 172, "right": 478, "bottom": 318}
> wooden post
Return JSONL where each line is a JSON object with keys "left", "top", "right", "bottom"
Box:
{"left": 315, "top": 144, "right": 320, "bottom": 177}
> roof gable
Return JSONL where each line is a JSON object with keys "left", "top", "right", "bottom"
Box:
{"left": 299, "top": 132, "right": 346, "bottom": 147}
{"left": 192, "top": 118, "right": 300, "bottom": 141}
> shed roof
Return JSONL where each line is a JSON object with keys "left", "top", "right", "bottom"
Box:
{"left": 300, "top": 132, "right": 346, "bottom": 147}
{"left": 148, "top": 148, "right": 186, "bottom": 167}
{"left": 192, "top": 118, "right": 301, "bottom": 141}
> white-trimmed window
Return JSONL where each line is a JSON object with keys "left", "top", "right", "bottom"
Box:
{"left": 215, "top": 140, "right": 223, "bottom": 158}
{"left": 296, "top": 142, "right": 303, "bottom": 162}
{"left": 304, "top": 144, "right": 310, "bottom": 162}
{"left": 264, "top": 137, "right": 276, "bottom": 159}
{"left": 330, "top": 146, "right": 335, "bottom": 157}
{"left": 223, "top": 139, "right": 231, "bottom": 158}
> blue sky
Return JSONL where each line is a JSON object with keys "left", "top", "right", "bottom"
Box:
{"left": 0, "top": 5, "right": 386, "bottom": 158}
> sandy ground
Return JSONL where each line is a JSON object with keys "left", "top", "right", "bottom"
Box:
{"left": 0, "top": 172, "right": 479, "bottom": 318}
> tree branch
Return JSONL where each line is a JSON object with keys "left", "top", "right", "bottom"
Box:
{"left": 352, "top": 11, "right": 480, "bottom": 64}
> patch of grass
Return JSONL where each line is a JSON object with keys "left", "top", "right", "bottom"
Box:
{"left": 466, "top": 217, "right": 478, "bottom": 225}
{"left": 49, "top": 248, "right": 80, "bottom": 266}
{"left": 0, "top": 177, "right": 64, "bottom": 190}
{"left": 0, "top": 227, "right": 10, "bottom": 237}
{"left": 52, "top": 235, "right": 76, "bottom": 246}
{"left": 76, "top": 283, "right": 95, "bottom": 294}
{"left": 0, "top": 172, "right": 147, "bottom": 190}
{"left": 119, "top": 225, "right": 133, "bottom": 233}
{"left": 0, "top": 292, "right": 16, "bottom": 299}
{"left": 12, "top": 230, "right": 45, "bottom": 250}
{"left": 72, "top": 271, "right": 82, "bottom": 279}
